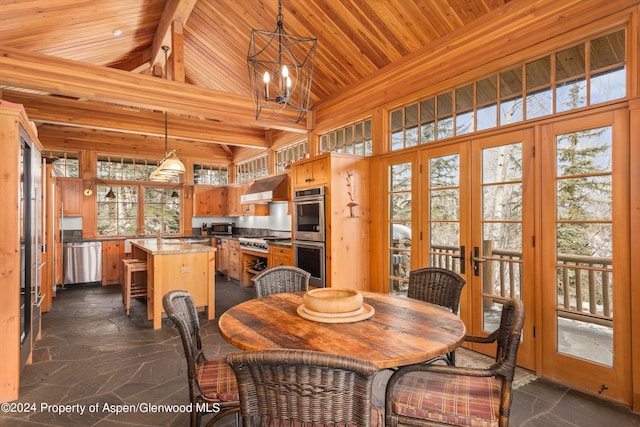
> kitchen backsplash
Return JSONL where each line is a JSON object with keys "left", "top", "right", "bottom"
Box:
{"left": 192, "top": 201, "right": 291, "bottom": 232}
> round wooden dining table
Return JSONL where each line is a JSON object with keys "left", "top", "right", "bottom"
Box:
{"left": 217, "top": 291, "right": 466, "bottom": 369}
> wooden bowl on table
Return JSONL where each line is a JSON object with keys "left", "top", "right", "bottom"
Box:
{"left": 303, "top": 288, "right": 363, "bottom": 314}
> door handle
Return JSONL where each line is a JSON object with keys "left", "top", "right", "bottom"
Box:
{"left": 473, "top": 246, "right": 485, "bottom": 276}
{"left": 451, "top": 245, "right": 465, "bottom": 274}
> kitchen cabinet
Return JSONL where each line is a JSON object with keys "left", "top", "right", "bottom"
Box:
{"left": 240, "top": 201, "right": 269, "bottom": 216}
{"left": 226, "top": 185, "right": 242, "bottom": 216}
{"left": 217, "top": 238, "right": 229, "bottom": 276}
{"left": 291, "top": 153, "right": 370, "bottom": 290}
{"left": 293, "top": 157, "right": 328, "bottom": 188}
{"left": 0, "top": 106, "right": 43, "bottom": 402}
{"left": 59, "top": 179, "right": 82, "bottom": 216}
{"left": 193, "top": 185, "right": 227, "bottom": 216}
{"left": 102, "top": 240, "right": 124, "bottom": 286}
{"left": 268, "top": 245, "right": 293, "bottom": 267}
{"left": 228, "top": 239, "right": 241, "bottom": 281}
{"left": 227, "top": 182, "right": 269, "bottom": 216}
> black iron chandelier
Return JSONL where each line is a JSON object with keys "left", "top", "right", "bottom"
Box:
{"left": 247, "top": 0, "right": 317, "bottom": 124}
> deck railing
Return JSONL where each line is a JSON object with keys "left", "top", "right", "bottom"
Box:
{"left": 429, "top": 241, "right": 613, "bottom": 326}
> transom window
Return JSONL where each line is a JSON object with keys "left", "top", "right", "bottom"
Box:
{"left": 237, "top": 155, "right": 268, "bottom": 182}
{"left": 320, "top": 119, "right": 373, "bottom": 156}
{"left": 390, "top": 29, "right": 626, "bottom": 150}
{"left": 97, "top": 155, "right": 168, "bottom": 182}
{"left": 43, "top": 151, "right": 80, "bottom": 178}
{"left": 194, "top": 164, "right": 229, "bottom": 185}
{"left": 276, "top": 140, "right": 308, "bottom": 172}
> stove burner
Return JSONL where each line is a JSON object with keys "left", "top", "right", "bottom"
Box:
{"left": 239, "top": 237, "right": 269, "bottom": 253}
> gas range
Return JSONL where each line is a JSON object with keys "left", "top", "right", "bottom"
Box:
{"left": 238, "top": 236, "right": 287, "bottom": 253}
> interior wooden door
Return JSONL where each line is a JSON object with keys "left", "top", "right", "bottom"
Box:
{"left": 467, "top": 129, "right": 536, "bottom": 370}
{"left": 540, "top": 110, "right": 631, "bottom": 404}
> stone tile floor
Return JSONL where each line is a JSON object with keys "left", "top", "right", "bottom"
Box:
{"left": 1, "top": 278, "right": 638, "bottom": 426}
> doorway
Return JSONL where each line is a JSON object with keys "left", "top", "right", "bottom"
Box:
{"left": 540, "top": 110, "right": 631, "bottom": 404}
{"left": 419, "top": 130, "right": 535, "bottom": 369}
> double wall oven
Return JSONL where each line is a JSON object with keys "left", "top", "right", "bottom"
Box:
{"left": 293, "top": 187, "right": 326, "bottom": 288}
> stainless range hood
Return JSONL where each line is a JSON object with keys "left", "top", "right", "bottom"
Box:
{"left": 240, "top": 174, "right": 289, "bottom": 204}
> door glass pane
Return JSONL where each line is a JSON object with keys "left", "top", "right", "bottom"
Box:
{"left": 428, "top": 154, "right": 461, "bottom": 272}
{"left": 480, "top": 143, "right": 523, "bottom": 331}
{"left": 389, "top": 163, "right": 412, "bottom": 294}
{"left": 555, "top": 126, "right": 613, "bottom": 366}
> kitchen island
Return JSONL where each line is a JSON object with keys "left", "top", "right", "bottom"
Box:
{"left": 130, "top": 239, "right": 216, "bottom": 329}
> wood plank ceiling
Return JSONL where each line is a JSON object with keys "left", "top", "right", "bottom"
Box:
{"left": 0, "top": 0, "right": 510, "bottom": 160}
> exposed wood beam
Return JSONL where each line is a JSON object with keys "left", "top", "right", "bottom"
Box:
{"left": 151, "top": 0, "right": 199, "bottom": 68}
{"left": 2, "top": 90, "right": 267, "bottom": 148}
{"left": 0, "top": 45, "right": 310, "bottom": 133}
{"left": 38, "top": 125, "right": 234, "bottom": 163}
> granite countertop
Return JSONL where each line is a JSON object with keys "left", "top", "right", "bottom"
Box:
{"left": 130, "top": 239, "right": 216, "bottom": 255}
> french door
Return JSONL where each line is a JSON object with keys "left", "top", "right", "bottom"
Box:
{"left": 540, "top": 110, "right": 631, "bottom": 403}
{"left": 420, "top": 130, "right": 535, "bottom": 369}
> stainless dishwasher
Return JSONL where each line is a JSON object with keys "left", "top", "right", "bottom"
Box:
{"left": 63, "top": 241, "right": 102, "bottom": 285}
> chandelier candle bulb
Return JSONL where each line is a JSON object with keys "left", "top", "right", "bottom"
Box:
{"left": 263, "top": 72, "right": 269, "bottom": 98}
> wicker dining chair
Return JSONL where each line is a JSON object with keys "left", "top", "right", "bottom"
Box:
{"left": 163, "top": 290, "right": 240, "bottom": 427}
{"left": 253, "top": 265, "right": 311, "bottom": 298}
{"left": 385, "top": 298, "right": 525, "bottom": 427}
{"left": 407, "top": 267, "right": 467, "bottom": 365}
{"left": 226, "top": 349, "right": 384, "bottom": 427}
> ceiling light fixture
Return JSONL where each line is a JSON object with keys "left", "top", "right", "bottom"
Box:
{"left": 247, "top": 0, "right": 317, "bottom": 124}
{"left": 151, "top": 46, "right": 185, "bottom": 182}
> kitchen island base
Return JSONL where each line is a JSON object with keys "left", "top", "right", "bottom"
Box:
{"left": 131, "top": 240, "right": 216, "bottom": 329}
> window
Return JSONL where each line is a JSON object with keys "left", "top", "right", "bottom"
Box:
{"left": 390, "top": 29, "right": 626, "bottom": 151}
{"left": 194, "top": 164, "right": 229, "bottom": 185}
{"left": 95, "top": 155, "right": 181, "bottom": 236}
{"left": 276, "top": 140, "right": 308, "bottom": 172}
{"left": 97, "top": 155, "right": 164, "bottom": 182}
{"left": 320, "top": 119, "right": 372, "bottom": 156}
{"left": 42, "top": 151, "right": 80, "bottom": 178}
{"left": 237, "top": 155, "right": 268, "bottom": 182}
{"left": 388, "top": 162, "right": 412, "bottom": 294}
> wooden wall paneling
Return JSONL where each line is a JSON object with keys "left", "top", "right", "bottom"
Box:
{"left": 629, "top": 99, "right": 640, "bottom": 413}
{"left": 326, "top": 154, "right": 370, "bottom": 291}
{"left": 0, "top": 111, "right": 22, "bottom": 402}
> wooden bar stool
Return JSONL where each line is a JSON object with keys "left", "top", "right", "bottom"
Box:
{"left": 121, "top": 259, "right": 143, "bottom": 302}
{"left": 123, "top": 259, "right": 147, "bottom": 316}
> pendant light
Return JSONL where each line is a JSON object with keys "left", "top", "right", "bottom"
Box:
{"left": 247, "top": 0, "right": 317, "bottom": 123}
{"left": 151, "top": 46, "right": 185, "bottom": 181}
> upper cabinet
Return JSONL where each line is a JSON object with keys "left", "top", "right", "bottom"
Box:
{"left": 293, "top": 158, "right": 328, "bottom": 188}
{"left": 193, "top": 185, "right": 227, "bottom": 216}
{"left": 59, "top": 179, "right": 82, "bottom": 216}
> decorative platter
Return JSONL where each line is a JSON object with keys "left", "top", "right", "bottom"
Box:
{"left": 296, "top": 303, "right": 375, "bottom": 323}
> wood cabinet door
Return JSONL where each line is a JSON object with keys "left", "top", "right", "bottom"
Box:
{"left": 59, "top": 180, "right": 82, "bottom": 215}
{"left": 101, "top": 240, "right": 123, "bottom": 285}
{"left": 210, "top": 186, "right": 227, "bottom": 216}
{"left": 193, "top": 185, "right": 212, "bottom": 216}
{"left": 293, "top": 158, "right": 328, "bottom": 188}
{"left": 227, "top": 185, "right": 241, "bottom": 215}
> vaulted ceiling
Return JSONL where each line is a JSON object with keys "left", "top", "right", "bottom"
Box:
{"left": 0, "top": 0, "right": 511, "bottom": 160}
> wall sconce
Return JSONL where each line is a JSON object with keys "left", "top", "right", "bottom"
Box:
{"left": 84, "top": 178, "right": 116, "bottom": 199}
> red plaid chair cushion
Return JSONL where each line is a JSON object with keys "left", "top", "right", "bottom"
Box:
{"left": 248, "top": 406, "right": 383, "bottom": 427}
{"left": 196, "top": 359, "right": 239, "bottom": 401}
{"left": 390, "top": 371, "right": 502, "bottom": 427}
